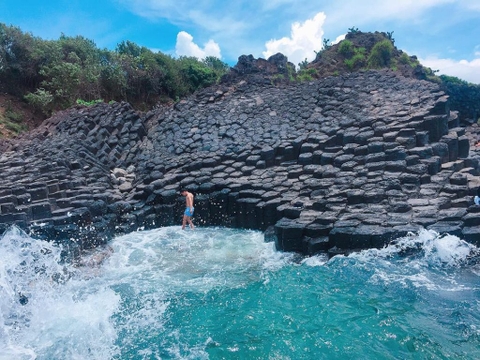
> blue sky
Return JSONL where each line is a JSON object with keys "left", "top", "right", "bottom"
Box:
{"left": 1, "top": 0, "right": 479, "bottom": 83}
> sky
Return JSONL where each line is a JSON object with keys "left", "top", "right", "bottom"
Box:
{"left": 1, "top": 0, "right": 479, "bottom": 84}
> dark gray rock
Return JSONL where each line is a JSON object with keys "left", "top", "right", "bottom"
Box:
{"left": 1, "top": 69, "right": 479, "bottom": 256}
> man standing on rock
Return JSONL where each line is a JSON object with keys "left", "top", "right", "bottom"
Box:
{"left": 180, "top": 189, "right": 195, "bottom": 230}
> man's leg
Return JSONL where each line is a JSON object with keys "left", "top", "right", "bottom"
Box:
{"left": 182, "top": 215, "right": 187, "bottom": 229}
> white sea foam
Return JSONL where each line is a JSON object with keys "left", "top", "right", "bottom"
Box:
{"left": 349, "top": 229, "right": 480, "bottom": 291}
{"left": 352, "top": 229, "right": 479, "bottom": 266}
{"left": 104, "top": 226, "right": 292, "bottom": 293}
{"left": 301, "top": 253, "right": 329, "bottom": 267}
{"left": 0, "top": 225, "right": 293, "bottom": 358}
{"left": 0, "top": 226, "right": 120, "bottom": 359}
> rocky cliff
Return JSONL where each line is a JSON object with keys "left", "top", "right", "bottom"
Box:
{"left": 1, "top": 58, "right": 480, "bottom": 257}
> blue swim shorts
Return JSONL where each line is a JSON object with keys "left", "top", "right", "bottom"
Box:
{"left": 184, "top": 207, "right": 194, "bottom": 217}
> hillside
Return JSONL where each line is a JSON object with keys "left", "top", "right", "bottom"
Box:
{"left": 306, "top": 30, "right": 433, "bottom": 81}
{"left": 0, "top": 29, "right": 478, "bottom": 140}
{"left": 0, "top": 94, "right": 44, "bottom": 139}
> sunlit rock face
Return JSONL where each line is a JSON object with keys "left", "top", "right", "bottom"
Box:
{"left": 1, "top": 63, "right": 479, "bottom": 254}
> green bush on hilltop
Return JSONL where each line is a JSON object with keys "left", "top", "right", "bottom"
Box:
{"left": 348, "top": 26, "right": 360, "bottom": 34}
{"left": 398, "top": 52, "right": 419, "bottom": 68}
{"left": 367, "top": 39, "right": 394, "bottom": 69}
{"left": 343, "top": 47, "right": 366, "bottom": 71}
{"left": 338, "top": 40, "right": 354, "bottom": 58}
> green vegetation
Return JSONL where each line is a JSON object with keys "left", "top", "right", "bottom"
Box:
{"left": 297, "top": 68, "right": 317, "bottom": 82}
{"left": 338, "top": 40, "right": 354, "bottom": 58}
{"left": 340, "top": 41, "right": 366, "bottom": 71}
{"left": 439, "top": 74, "right": 469, "bottom": 85}
{"left": 423, "top": 67, "right": 441, "bottom": 83}
{"left": 348, "top": 27, "right": 360, "bottom": 34}
{"left": 386, "top": 31, "right": 395, "bottom": 45}
{"left": 344, "top": 48, "right": 366, "bottom": 70}
{"left": 398, "top": 52, "right": 419, "bottom": 68}
{"left": 76, "top": 99, "right": 104, "bottom": 106}
{"left": 0, "top": 102, "right": 26, "bottom": 135}
{"left": 0, "top": 23, "right": 229, "bottom": 115}
{"left": 298, "top": 58, "right": 309, "bottom": 70}
{"left": 24, "top": 88, "right": 54, "bottom": 115}
{"left": 2, "top": 23, "right": 475, "bottom": 138}
{"left": 367, "top": 40, "right": 394, "bottom": 68}
{"left": 322, "top": 38, "right": 332, "bottom": 51}
{"left": 336, "top": 34, "right": 397, "bottom": 72}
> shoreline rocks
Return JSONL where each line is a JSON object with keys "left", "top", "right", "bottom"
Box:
{"left": 1, "top": 69, "right": 480, "bottom": 256}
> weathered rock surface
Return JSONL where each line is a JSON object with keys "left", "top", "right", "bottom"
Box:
{"left": 1, "top": 68, "right": 480, "bottom": 256}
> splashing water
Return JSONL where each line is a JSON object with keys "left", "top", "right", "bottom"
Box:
{"left": 0, "top": 226, "right": 479, "bottom": 359}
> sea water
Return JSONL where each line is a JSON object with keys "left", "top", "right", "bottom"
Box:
{"left": 0, "top": 226, "right": 479, "bottom": 359}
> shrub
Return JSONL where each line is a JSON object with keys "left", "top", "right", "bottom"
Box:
{"left": 76, "top": 98, "right": 104, "bottom": 106}
{"left": 4, "top": 102, "right": 23, "bottom": 122}
{"left": 298, "top": 58, "right": 309, "bottom": 70}
{"left": 297, "top": 68, "right": 317, "bottom": 82}
{"left": 421, "top": 67, "right": 441, "bottom": 83}
{"left": 344, "top": 47, "right": 366, "bottom": 70}
{"left": 398, "top": 52, "right": 419, "bottom": 68}
{"left": 322, "top": 38, "right": 332, "bottom": 51}
{"left": 24, "top": 88, "right": 54, "bottom": 115}
{"left": 367, "top": 40, "right": 394, "bottom": 68}
{"left": 398, "top": 53, "right": 411, "bottom": 65}
{"left": 338, "top": 40, "right": 354, "bottom": 58}
{"left": 0, "top": 110, "right": 26, "bottom": 135}
{"left": 5, "top": 120, "right": 26, "bottom": 133}
{"left": 270, "top": 74, "right": 285, "bottom": 85}
{"left": 297, "top": 72, "right": 313, "bottom": 82}
{"left": 386, "top": 31, "right": 395, "bottom": 45}
{"left": 439, "top": 74, "right": 469, "bottom": 85}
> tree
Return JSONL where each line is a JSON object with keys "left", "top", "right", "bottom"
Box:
{"left": 0, "top": 24, "right": 43, "bottom": 94}
{"left": 178, "top": 56, "right": 217, "bottom": 93}
{"left": 99, "top": 50, "right": 128, "bottom": 101}
{"left": 26, "top": 35, "right": 103, "bottom": 111}
{"left": 1, "top": 22, "right": 233, "bottom": 116}
{"left": 203, "top": 56, "right": 229, "bottom": 73}
{"left": 116, "top": 40, "right": 142, "bottom": 58}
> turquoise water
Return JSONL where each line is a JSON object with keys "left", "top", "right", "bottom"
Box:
{"left": 0, "top": 226, "right": 479, "bottom": 359}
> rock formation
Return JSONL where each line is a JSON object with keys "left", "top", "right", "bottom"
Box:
{"left": 1, "top": 57, "right": 480, "bottom": 257}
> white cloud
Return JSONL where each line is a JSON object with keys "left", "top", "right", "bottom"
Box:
{"left": 262, "top": 12, "right": 326, "bottom": 67}
{"left": 175, "top": 31, "right": 221, "bottom": 59}
{"left": 420, "top": 56, "right": 480, "bottom": 84}
{"left": 332, "top": 34, "right": 346, "bottom": 45}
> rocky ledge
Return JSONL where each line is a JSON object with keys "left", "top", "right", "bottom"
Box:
{"left": 1, "top": 65, "right": 480, "bottom": 257}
